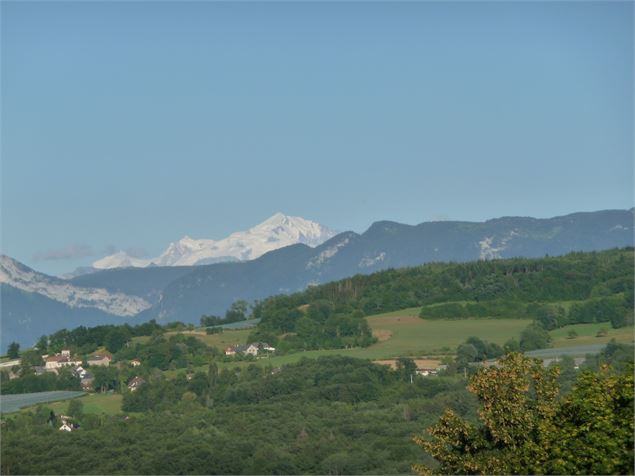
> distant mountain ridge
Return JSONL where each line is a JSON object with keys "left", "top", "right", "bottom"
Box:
{"left": 92, "top": 213, "right": 337, "bottom": 269}
{"left": 2, "top": 208, "right": 633, "bottom": 350}
{"left": 0, "top": 256, "right": 149, "bottom": 351}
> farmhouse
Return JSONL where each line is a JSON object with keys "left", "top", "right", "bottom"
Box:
{"left": 59, "top": 415, "right": 79, "bottom": 432}
{"left": 225, "top": 342, "right": 276, "bottom": 356}
{"left": 59, "top": 421, "right": 73, "bottom": 432}
{"left": 87, "top": 353, "right": 112, "bottom": 367}
{"left": 45, "top": 353, "right": 82, "bottom": 370}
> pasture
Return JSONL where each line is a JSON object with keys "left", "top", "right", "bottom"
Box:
{"left": 169, "top": 328, "right": 253, "bottom": 348}
{"left": 46, "top": 393, "right": 122, "bottom": 415}
{"left": 19, "top": 393, "right": 124, "bottom": 416}
{"left": 550, "top": 323, "right": 634, "bottom": 348}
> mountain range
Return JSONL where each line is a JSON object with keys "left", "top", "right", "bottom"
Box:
{"left": 1, "top": 209, "right": 633, "bottom": 350}
{"left": 91, "top": 213, "right": 337, "bottom": 270}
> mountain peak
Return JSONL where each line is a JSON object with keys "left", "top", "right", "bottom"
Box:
{"left": 92, "top": 214, "right": 337, "bottom": 270}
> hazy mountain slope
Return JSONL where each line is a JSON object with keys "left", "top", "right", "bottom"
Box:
{"left": 70, "top": 265, "right": 198, "bottom": 305}
{"left": 0, "top": 256, "right": 150, "bottom": 316}
{"left": 0, "top": 285, "right": 131, "bottom": 351}
{"left": 142, "top": 209, "right": 634, "bottom": 322}
{"left": 138, "top": 243, "right": 317, "bottom": 323}
{"left": 0, "top": 256, "right": 150, "bottom": 350}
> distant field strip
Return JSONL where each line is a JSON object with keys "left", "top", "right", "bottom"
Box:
{"left": 550, "top": 323, "right": 634, "bottom": 348}
{"left": 1, "top": 391, "right": 85, "bottom": 413}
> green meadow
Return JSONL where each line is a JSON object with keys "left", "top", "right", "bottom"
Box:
{"left": 550, "top": 322, "right": 634, "bottom": 348}
{"left": 30, "top": 393, "right": 123, "bottom": 416}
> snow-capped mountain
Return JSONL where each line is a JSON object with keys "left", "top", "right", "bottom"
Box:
{"left": 0, "top": 255, "right": 150, "bottom": 316}
{"left": 92, "top": 213, "right": 337, "bottom": 269}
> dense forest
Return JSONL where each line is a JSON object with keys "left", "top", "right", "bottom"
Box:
{"left": 1, "top": 344, "right": 633, "bottom": 475}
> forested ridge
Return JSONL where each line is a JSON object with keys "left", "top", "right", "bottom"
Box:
{"left": 251, "top": 248, "right": 633, "bottom": 351}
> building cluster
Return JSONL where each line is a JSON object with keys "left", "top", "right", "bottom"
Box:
{"left": 224, "top": 342, "right": 275, "bottom": 357}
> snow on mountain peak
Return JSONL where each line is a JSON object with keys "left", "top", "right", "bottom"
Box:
{"left": 92, "top": 213, "right": 337, "bottom": 270}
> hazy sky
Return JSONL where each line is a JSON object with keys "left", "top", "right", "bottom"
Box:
{"left": 2, "top": 1, "right": 633, "bottom": 275}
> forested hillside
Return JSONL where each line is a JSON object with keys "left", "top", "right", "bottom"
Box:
{"left": 250, "top": 248, "right": 633, "bottom": 351}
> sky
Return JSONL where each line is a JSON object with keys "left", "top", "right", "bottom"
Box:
{"left": 1, "top": 1, "right": 633, "bottom": 276}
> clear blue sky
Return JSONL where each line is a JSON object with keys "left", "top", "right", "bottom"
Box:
{"left": 2, "top": 1, "right": 633, "bottom": 275}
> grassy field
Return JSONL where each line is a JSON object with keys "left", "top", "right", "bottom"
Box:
{"left": 167, "top": 328, "right": 253, "bottom": 348}
{"left": 167, "top": 309, "right": 532, "bottom": 372}
{"left": 364, "top": 310, "right": 531, "bottom": 358}
{"left": 28, "top": 393, "right": 124, "bottom": 416}
{"left": 550, "top": 322, "right": 634, "bottom": 348}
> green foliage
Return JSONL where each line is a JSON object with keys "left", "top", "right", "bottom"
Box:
{"left": 18, "top": 350, "right": 44, "bottom": 375}
{"left": 92, "top": 366, "right": 120, "bottom": 393}
{"left": 7, "top": 342, "right": 20, "bottom": 359}
{"left": 67, "top": 398, "right": 84, "bottom": 418}
{"left": 35, "top": 335, "right": 48, "bottom": 353}
{"left": 45, "top": 320, "right": 162, "bottom": 356}
{"left": 104, "top": 327, "right": 131, "bottom": 353}
{"left": 115, "top": 333, "right": 219, "bottom": 371}
{"left": 583, "top": 340, "right": 635, "bottom": 374}
{"left": 2, "top": 367, "right": 81, "bottom": 394}
{"left": 519, "top": 323, "right": 551, "bottom": 351}
{"left": 569, "top": 296, "right": 632, "bottom": 327}
{"left": 200, "top": 301, "right": 249, "bottom": 327}
{"left": 396, "top": 357, "right": 417, "bottom": 382}
{"left": 414, "top": 353, "right": 634, "bottom": 475}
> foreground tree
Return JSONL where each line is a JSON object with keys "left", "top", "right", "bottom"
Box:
{"left": 413, "top": 352, "right": 634, "bottom": 475}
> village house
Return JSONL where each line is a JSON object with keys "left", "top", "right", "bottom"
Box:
{"left": 45, "top": 353, "right": 82, "bottom": 370}
{"left": 225, "top": 342, "right": 276, "bottom": 357}
{"left": 87, "top": 353, "right": 112, "bottom": 367}
{"left": 130, "top": 359, "right": 141, "bottom": 367}
{"left": 128, "top": 376, "right": 146, "bottom": 392}
{"left": 59, "top": 415, "right": 79, "bottom": 432}
{"left": 80, "top": 372, "right": 95, "bottom": 390}
{"left": 415, "top": 368, "right": 438, "bottom": 377}
{"left": 59, "top": 421, "right": 73, "bottom": 432}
